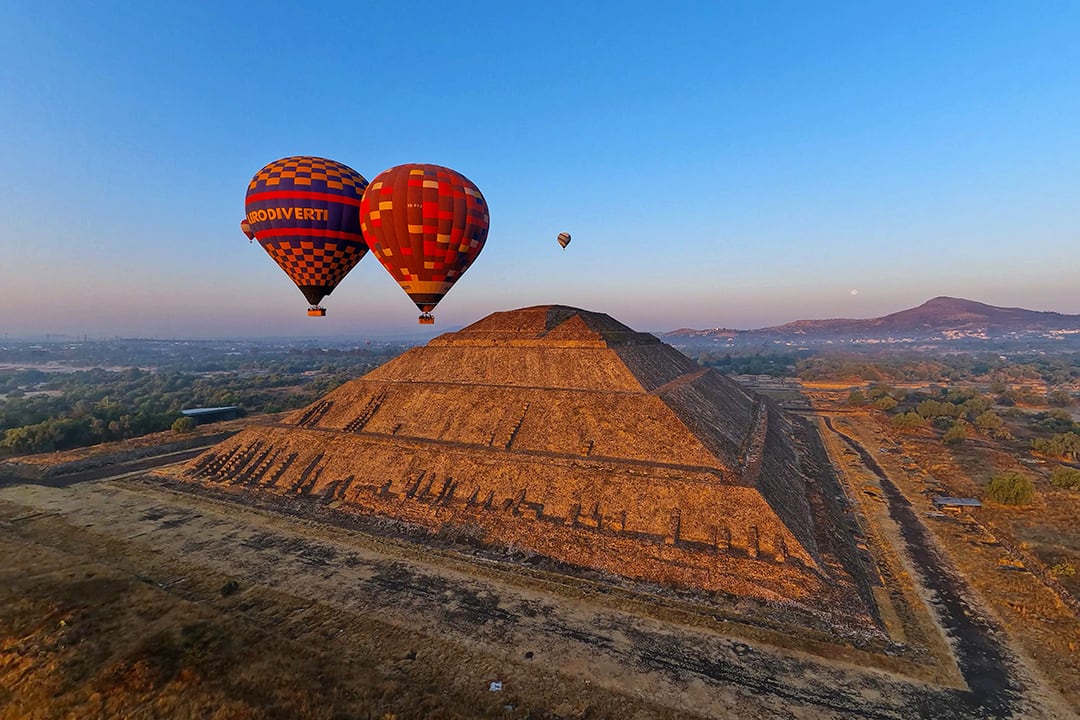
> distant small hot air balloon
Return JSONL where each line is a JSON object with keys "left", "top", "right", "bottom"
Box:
{"left": 557, "top": 232, "right": 571, "bottom": 249}
{"left": 240, "top": 219, "right": 255, "bottom": 242}
{"left": 360, "top": 163, "right": 489, "bottom": 324}
{"left": 244, "top": 156, "right": 369, "bottom": 316}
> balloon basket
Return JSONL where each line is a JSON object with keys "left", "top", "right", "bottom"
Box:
{"left": 418, "top": 313, "right": 435, "bottom": 325}
{"left": 307, "top": 307, "right": 327, "bottom": 317}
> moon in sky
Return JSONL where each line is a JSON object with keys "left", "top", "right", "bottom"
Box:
{"left": 850, "top": 289, "right": 859, "bottom": 296}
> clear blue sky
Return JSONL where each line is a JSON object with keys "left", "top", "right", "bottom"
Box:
{"left": 1, "top": 1, "right": 1078, "bottom": 338}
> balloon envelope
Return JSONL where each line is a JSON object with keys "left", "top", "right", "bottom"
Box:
{"left": 557, "top": 232, "right": 571, "bottom": 249}
{"left": 359, "top": 163, "right": 489, "bottom": 316}
{"left": 240, "top": 219, "right": 255, "bottom": 241}
{"left": 244, "top": 156, "right": 369, "bottom": 308}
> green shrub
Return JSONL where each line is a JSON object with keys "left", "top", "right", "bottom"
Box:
{"left": 985, "top": 471, "right": 1036, "bottom": 505}
{"left": 942, "top": 422, "right": 967, "bottom": 446}
{"left": 846, "top": 390, "right": 867, "bottom": 406}
{"left": 1032, "top": 431, "right": 1080, "bottom": 460}
{"left": 874, "top": 396, "right": 898, "bottom": 411}
{"left": 891, "top": 412, "right": 926, "bottom": 431}
{"left": 1050, "top": 466, "right": 1080, "bottom": 490}
{"left": 974, "top": 410, "right": 1003, "bottom": 433}
{"left": 1050, "top": 562, "right": 1076, "bottom": 578}
{"left": 171, "top": 416, "right": 196, "bottom": 434}
{"left": 1048, "top": 389, "right": 1075, "bottom": 407}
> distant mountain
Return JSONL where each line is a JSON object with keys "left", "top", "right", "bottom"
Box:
{"left": 663, "top": 297, "right": 1080, "bottom": 346}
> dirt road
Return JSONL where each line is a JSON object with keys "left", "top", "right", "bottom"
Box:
{"left": 822, "top": 417, "right": 1024, "bottom": 718}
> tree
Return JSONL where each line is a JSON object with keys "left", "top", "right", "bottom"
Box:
{"left": 974, "top": 410, "right": 1008, "bottom": 438}
{"left": 961, "top": 396, "right": 992, "bottom": 418}
{"left": 946, "top": 388, "right": 977, "bottom": 404}
{"left": 1048, "top": 389, "right": 1075, "bottom": 407}
{"left": 846, "top": 390, "right": 867, "bottom": 407}
{"left": 985, "top": 471, "right": 1036, "bottom": 505}
{"left": 918, "top": 399, "right": 963, "bottom": 419}
{"left": 1016, "top": 390, "right": 1048, "bottom": 407}
{"left": 171, "top": 416, "right": 196, "bottom": 434}
{"left": 866, "top": 384, "right": 895, "bottom": 401}
{"left": 942, "top": 422, "right": 967, "bottom": 446}
{"left": 1050, "top": 562, "right": 1077, "bottom": 578}
{"left": 1050, "top": 466, "right": 1080, "bottom": 490}
{"left": 916, "top": 399, "right": 943, "bottom": 418}
{"left": 874, "top": 396, "right": 898, "bottom": 411}
{"left": 892, "top": 412, "right": 926, "bottom": 431}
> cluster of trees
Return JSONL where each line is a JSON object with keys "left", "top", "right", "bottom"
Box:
{"left": 2, "top": 368, "right": 196, "bottom": 446}
{"left": 0, "top": 369, "right": 51, "bottom": 396}
{"left": 802, "top": 356, "right": 950, "bottom": 383}
{"left": 988, "top": 383, "right": 1075, "bottom": 408}
{"left": 877, "top": 383, "right": 1073, "bottom": 413}
{"left": 695, "top": 350, "right": 809, "bottom": 377}
{"left": 798, "top": 350, "right": 1080, "bottom": 387}
{"left": 1023, "top": 409, "right": 1078, "bottom": 435}
{"left": 803, "top": 350, "right": 1080, "bottom": 505}
{"left": 0, "top": 345, "right": 405, "bottom": 456}
{"left": 851, "top": 385, "right": 1012, "bottom": 443}
{"left": 1032, "top": 432, "right": 1080, "bottom": 461}
{"left": 890, "top": 412, "right": 927, "bottom": 431}
{"left": 852, "top": 380, "right": 1080, "bottom": 450}
{"left": 846, "top": 384, "right": 906, "bottom": 410}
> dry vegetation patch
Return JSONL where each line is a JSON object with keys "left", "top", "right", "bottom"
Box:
{"left": 1, "top": 501, "right": 696, "bottom": 720}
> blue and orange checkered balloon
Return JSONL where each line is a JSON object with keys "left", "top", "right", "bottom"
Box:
{"left": 244, "top": 156, "right": 369, "bottom": 310}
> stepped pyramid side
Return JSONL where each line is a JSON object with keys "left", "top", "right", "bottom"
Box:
{"left": 179, "top": 306, "right": 826, "bottom": 598}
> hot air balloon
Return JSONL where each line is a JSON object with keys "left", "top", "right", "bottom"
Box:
{"left": 557, "top": 232, "right": 571, "bottom": 249}
{"left": 240, "top": 219, "right": 255, "bottom": 242}
{"left": 244, "top": 156, "right": 369, "bottom": 316}
{"left": 359, "top": 164, "right": 489, "bottom": 324}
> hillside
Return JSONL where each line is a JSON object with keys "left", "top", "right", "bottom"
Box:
{"left": 665, "top": 297, "right": 1080, "bottom": 345}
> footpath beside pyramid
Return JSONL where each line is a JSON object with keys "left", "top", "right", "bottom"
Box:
{"left": 182, "top": 306, "right": 843, "bottom": 602}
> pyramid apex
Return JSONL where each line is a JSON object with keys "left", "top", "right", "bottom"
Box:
{"left": 431, "top": 305, "right": 657, "bottom": 348}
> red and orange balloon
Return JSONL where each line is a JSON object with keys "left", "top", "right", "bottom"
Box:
{"left": 359, "top": 163, "right": 489, "bottom": 324}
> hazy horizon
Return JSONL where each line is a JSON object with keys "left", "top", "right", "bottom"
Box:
{"left": 3, "top": 2, "right": 1078, "bottom": 338}
{"left": 4, "top": 292, "right": 1079, "bottom": 343}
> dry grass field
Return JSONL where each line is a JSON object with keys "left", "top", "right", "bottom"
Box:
{"left": 0, "top": 488, "right": 703, "bottom": 720}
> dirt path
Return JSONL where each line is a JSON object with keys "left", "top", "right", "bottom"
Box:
{"left": 823, "top": 416, "right": 1028, "bottom": 717}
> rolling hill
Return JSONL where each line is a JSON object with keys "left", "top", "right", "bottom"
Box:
{"left": 664, "top": 297, "right": 1080, "bottom": 345}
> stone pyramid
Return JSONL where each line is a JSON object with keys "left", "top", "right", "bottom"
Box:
{"left": 183, "top": 306, "right": 830, "bottom": 601}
